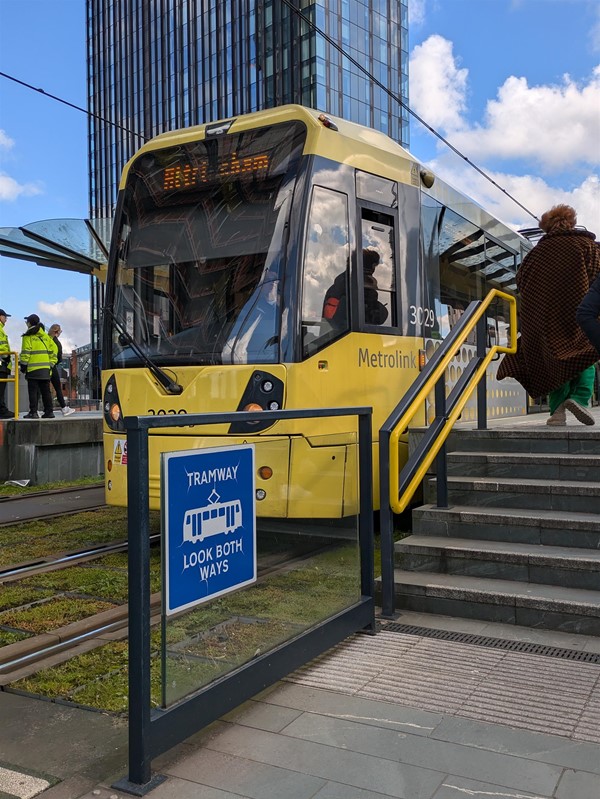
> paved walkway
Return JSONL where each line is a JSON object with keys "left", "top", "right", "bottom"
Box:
{"left": 1, "top": 612, "right": 599, "bottom": 799}
{"left": 2, "top": 406, "right": 600, "bottom": 798}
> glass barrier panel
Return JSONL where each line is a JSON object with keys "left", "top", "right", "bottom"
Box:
{"left": 160, "top": 431, "right": 360, "bottom": 707}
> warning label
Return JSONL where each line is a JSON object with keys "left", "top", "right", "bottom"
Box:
{"left": 113, "top": 439, "right": 128, "bottom": 466}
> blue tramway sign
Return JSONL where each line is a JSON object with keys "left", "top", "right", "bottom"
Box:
{"left": 162, "top": 444, "right": 256, "bottom": 615}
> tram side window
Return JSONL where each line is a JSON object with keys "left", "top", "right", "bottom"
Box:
{"left": 422, "top": 199, "right": 517, "bottom": 345}
{"left": 301, "top": 186, "right": 350, "bottom": 357}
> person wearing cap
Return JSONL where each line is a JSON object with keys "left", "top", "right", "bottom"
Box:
{"left": 20, "top": 314, "right": 57, "bottom": 419}
{"left": 0, "top": 309, "right": 13, "bottom": 419}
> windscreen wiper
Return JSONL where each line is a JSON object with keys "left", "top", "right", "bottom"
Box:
{"left": 103, "top": 306, "right": 183, "bottom": 395}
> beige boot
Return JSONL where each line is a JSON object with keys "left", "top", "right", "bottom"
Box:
{"left": 546, "top": 404, "right": 567, "bottom": 426}
{"left": 564, "top": 399, "right": 595, "bottom": 426}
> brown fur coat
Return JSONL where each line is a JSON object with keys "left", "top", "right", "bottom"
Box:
{"left": 497, "top": 229, "right": 600, "bottom": 397}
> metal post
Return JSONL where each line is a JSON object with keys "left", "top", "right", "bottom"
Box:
{"left": 358, "top": 412, "right": 375, "bottom": 629}
{"left": 379, "top": 429, "right": 395, "bottom": 616}
{"left": 434, "top": 378, "right": 448, "bottom": 508}
{"left": 122, "top": 423, "right": 153, "bottom": 789}
{"left": 476, "top": 315, "right": 487, "bottom": 430}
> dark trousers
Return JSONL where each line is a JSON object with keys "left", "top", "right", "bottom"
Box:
{"left": 27, "top": 378, "right": 53, "bottom": 415}
{"left": 50, "top": 366, "right": 66, "bottom": 408}
{"left": 0, "top": 370, "right": 9, "bottom": 414}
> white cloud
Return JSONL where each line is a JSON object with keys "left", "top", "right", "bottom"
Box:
{"left": 37, "top": 298, "right": 90, "bottom": 353}
{"left": 410, "top": 35, "right": 600, "bottom": 174}
{"left": 2, "top": 299, "right": 88, "bottom": 355}
{"left": 451, "top": 68, "right": 600, "bottom": 172}
{"left": 409, "top": 34, "right": 600, "bottom": 232}
{"left": 0, "top": 130, "right": 15, "bottom": 150}
{"left": 0, "top": 173, "right": 43, "bottom": 201}
{"left": 409, "top": 35, "right": 468, "bottom": 131}
{"left": 0, "top": 130, "right": 44, "bottom": 201}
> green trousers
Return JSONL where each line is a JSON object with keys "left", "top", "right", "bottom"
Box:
{"left": 548, "top": 365, "right": 596, "bottom": 414}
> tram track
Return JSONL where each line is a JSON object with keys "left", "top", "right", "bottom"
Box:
{"left": 0, "top": 483, "right": 107, "bottom": 527}
{"left": 0, "top": 535, "right": 160, "bottom": 581}
{"left": 0, "top": 541, "right": 344, "bottom": 685}
{"left": 0, "top": 487, "right": 356, "bottom": 694}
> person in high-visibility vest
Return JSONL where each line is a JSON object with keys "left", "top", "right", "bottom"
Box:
{"left": 0, "top": 308, "right": 13, "bottom": 419}
{"left": 20, "top": 314, "right": 58, "bottom": 419}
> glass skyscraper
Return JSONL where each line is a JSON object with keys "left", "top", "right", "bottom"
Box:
{"left": 87, "top": 0, "right": 409, "bottom": 218}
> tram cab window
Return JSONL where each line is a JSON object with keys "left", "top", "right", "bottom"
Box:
{"left": 301, "top": 186, "right": 350, "bottom": 357}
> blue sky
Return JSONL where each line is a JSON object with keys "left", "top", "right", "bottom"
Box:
{"left": 0, "top": 0, "right": 599, "bottom": 353}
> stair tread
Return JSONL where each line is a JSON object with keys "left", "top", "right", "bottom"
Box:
{"left": 411, "top": 426, "right": 600, "bottom": 439}
{"left": 397, "top": 535, "right": 600, "bottom": 565}
{"left": 448, "top": 451, "right": 600, "bottom": 463}
{"left": 432, "top": 476, "right": 600, "bottom": 495}
{"left": 414, "top": 503, "right": 600, "bottom": 526}
{"left": 392, "top": 569, "right": 600, "bottom": 609}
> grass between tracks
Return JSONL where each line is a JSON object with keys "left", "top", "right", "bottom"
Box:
{"left": 1, "top": 506, "right": 407, "bottom": 715}
{"left": 0, "top": 475, "right": 103, "bottom": 497}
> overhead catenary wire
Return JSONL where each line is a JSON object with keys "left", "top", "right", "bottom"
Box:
{"left": 0, "top": 70, "right": 147, "bottom": 143}
{"left": 278, "top": 0, "right": 539, "bottom": 223}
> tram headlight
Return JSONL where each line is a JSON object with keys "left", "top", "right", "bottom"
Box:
{"left": 103, "top": 374, "right": 125, "bottom": 431}
{"left": 256, "top": 489, "right": 267, "bottom": 501}
{"left": 230, "top": 370, "right": 284, "bottom": 434}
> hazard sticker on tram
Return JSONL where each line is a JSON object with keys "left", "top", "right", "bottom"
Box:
{"left": 161, "top": 444, "right": 256, "bottom": 615}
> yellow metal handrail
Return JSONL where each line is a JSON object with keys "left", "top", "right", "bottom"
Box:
{"left": 0, "top": 352, "right": 20, "bottom": 420}
{"left": 389, "top": 289, "right": 517, "bottom": 514}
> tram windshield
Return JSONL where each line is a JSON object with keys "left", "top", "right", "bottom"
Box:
{"left": 107, "top": 121, "right": 306, "bottom": 366}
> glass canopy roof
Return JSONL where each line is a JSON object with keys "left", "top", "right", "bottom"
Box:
{"left": 0, "top": 218, "right": 111, "bottom": 275}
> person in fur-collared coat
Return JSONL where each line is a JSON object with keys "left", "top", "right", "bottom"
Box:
{"left": 497, "top": 204, "right": 600, "bottom": 426}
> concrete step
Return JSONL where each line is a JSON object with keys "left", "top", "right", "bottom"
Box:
{"left": 425, "top": 475, "right": 600, "bottom": 514}
{"left": 447, "top": 451, "right": 600, "bottom": 481}
{"left": 396, "top": 535, "right": 600, "bottom": 590}
{"left": 410, "top": 426, "right": 600, "bottom": 454}
{"left": 387, "top": 569, "right": 600, "bottom": 636}
{"left": 412, "top": 504, "right": 600, "bottom": 549}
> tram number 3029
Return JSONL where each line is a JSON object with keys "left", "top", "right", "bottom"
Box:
{"left": 409, "top": 306, "right": 435, "bottom": 327}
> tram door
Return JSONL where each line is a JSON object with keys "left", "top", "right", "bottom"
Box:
{"left": 359, "top": 208, "right": 398, "bottom": 331}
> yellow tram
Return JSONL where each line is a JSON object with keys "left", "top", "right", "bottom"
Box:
{"left": 102, "top": 105, "right": 530, "bottom": 516}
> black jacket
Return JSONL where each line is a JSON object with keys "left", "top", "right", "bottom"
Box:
{"left": 51, "top": 336, "right": 63, "bottom": 364}
{"left": 576, "top": 272, "right": 600, "bottom": 356}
